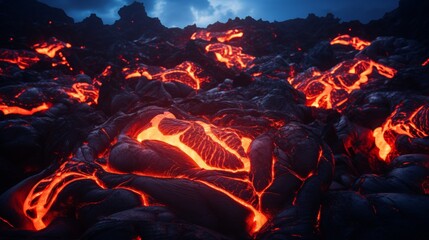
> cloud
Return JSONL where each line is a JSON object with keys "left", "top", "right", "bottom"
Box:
{"left": 190, "top": 0, "right": 247, "bottom": 26}
{"left": 145, "top": 0, "right": 212, "bottom": 27}
{"left": 38, "top": 0, "right": 399, "bottom": 27}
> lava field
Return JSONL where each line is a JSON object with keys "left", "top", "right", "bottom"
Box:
{"left": 0, "top": 0, "right": 429, "bottom": 239}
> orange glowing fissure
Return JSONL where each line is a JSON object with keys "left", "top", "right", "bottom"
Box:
{"left": 0, "top": 38, "right": 73, "bottom": 70}
{"left": 136, "top": 112, "right": 268, "bottom": 233}
{"left": 33, "top": 38, "right": 73, "bottom": 71}
{"left": 0, "top": 102, "right": 51, "bottom": 115}
{"left": 64, "top": 82, "right": 99, "bottom": 105}
{"left": 205, "top": 43, "right": 255, "bottom": 70}
{"left": 373, "top": 106, "right": 428, "bottom": 161}
{"left": 290, "top": 59, "right": 396, "bottom": 110}
{"left": 191, "top": 29, "right": 244, "bottom": 42}
{"left": 34, "top": 39, "right": 71, "bottom": 58}
{"left": 330, "top": 34, "right": 371, "bottom": 50}
{"left": 0, "top": 55, "right": 40, "bottom": 70}
{"left": 23, "top": 159, "right": 150, "bottom": 231}
{"left": 123, "top": 61, "right": 209, "bottom": 90}
{"left": 136, "top": 112, "right": 251, "bottom": 172}
{"left": 22, "top": 112, "right": 273, "bottom": 234}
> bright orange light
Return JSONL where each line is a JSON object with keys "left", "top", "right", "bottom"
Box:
{"left": 22, "top": 112, "right": 273, "bottom": 234}
{"left": 134, "top": 112, "right": 269, "bottom": 233}
{"left": 0, "top": 50, "right": 40, "bottom": 69}
{"left": 33, "top": 38, "right": 71, "bottom": 58}
{"left": 101, "top": 65, "right": 112, "bottom": 77}
{"left": 422, "top": 58, "right": 429, "bottom": 66}
{"left": 64, "top": 82, "right": 99, "bottom": 105}
{"left": 22, "top": 160, "right": 149, "bottom": 230}
{"left": 123, "top": 61, "right": 209, "bottom": 90}
{"left": 136, "top": 112, "right": 251, "bottom": 172}
{"left": 0, "top": 102, "right": 51, "bottom": 115}
{"left": 373, "top": 106, "right": 428, "bottom": 161}
{"left": 191, "top": 29, "right": 244, "bottom": 42}
{"left": 290, "top": 59, "right": 396, "bottom": 110}
{"left": 33, "top": 38, "right": 73, "bottom": 71}
{"left": 330, "top": 34, "right": 371, "bottom": 50}
{"left": 205, "top": 43, "right": 255, "bottom": 70}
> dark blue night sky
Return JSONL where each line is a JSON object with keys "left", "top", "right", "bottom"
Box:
{"left": 38, "top": 0, "right": 399, "bottom": 28}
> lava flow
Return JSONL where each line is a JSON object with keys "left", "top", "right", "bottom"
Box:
{"left": 135, "top": 112, "right": 252, "bottom": 172}
{"left": 123, "top": 61, "right": 209, "bottom": 90}
{"left": 33, "top": 38, "right": 71, "bottom": 58}
{"left": 21, "top": 111, "right": 271, "bottom": 234}
{"left": 330, "top": 34, "right": 371, "bottom": 50}
{"left": 373, "top": 105, "right": 429, "bottom": 161}
{"left": 205, "top": 43, "right": 255, "bottom": 70}
{"left": 289, "top": 59, "right": 397, "bottom": 110}
{"left": 2, "top": 0, "right": 429, "bottom": 239}
{"left": 0, "top": 102, "right": 51, "bottom": 115}
{"left": 33, "top": 38, "right": 73, "bottom": 71}
{"left": 64, "top": 82, "right": 100, "bottom": 105}
{"left": 133, "top": 112, "right": 268, "bottom": 233}
{"left": 191, "top": 29, "right": 244, "bottom": 42}
{"left": 0, "top": 50, "right": 40, "bottom": 70}
{"left": 23, "top": 161, "right": 98, "bottom": 230}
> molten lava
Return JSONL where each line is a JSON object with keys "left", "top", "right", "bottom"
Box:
{"left": 33, "top": 38, "right": 73, "bottom": 71}
{"left": 330, "top": 34, "right": 371, "bottom": 50}
{"left": 33, "top": 38, "right": 71, "bottom": 58}
{"left": 0, "top": 102, "right": 51, "bottom": 115}
{"left": 0, "top": 50, "right": 40, "bottom": 69}
{"left": 123, "top": 61, "right": 209, "bottom": 90}
{"left": 134, "top": 112, "right": 268, "bottom": 233}
{"left": 205, "top": 43, "right": 255, "bottom": 70}
{"left": 373, "top": 105, "right": 429, "bottom": 161}
{"left": 21, "top": 112, "right": 274, "bottom": 234}
{"left": 289, "top": 59, "right": 396, "bottom": 110}
{"left": 136, "top": 112, "right": 251, "bottom": 172}
{"left": 422, "top": 58, "right": 429, "bottom": 66}
{"left": 64, "top": 82, "right": 99, "bottom": 105}
{"left": 191, "top": 29, "right": 244, "bottom": 42}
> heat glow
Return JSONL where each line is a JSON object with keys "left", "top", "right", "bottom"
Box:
{"left": 123, "top": 61, "right": 209, "bottom": 90}
{"left": 373, "top": 105, "right": 428, "bottom": 161}
{"left": 0, "top": 50, "right": 40, "bottom": 69}
{"left": 289, "top": 59, "right": 396, "bottom": 110}
{"left": 0, "top": 102, "right": 50, "bottom": 115}
{"left": 205, "top": 43, "right": 255, "bottom": 70}
{"left": 135, "top": 112, "right": 268, "bottom": 233}
{"left": 64, "top": 82, "right": 99, "bottom": 105}
{"left": 191, "top": 29, "right": 244, "bottom": 43}
{"left": 33, "top": 38, "right": 73, "bottom": 71}
{"left": 22, "top": 112, "right": 274, "bottom": 234}
{"left": 330, "top": 34, "right": 371, "bottom": 50}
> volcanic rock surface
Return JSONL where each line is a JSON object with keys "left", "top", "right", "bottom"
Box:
{"left": 0, "top": 0, "right": 429, "bottom": 239}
